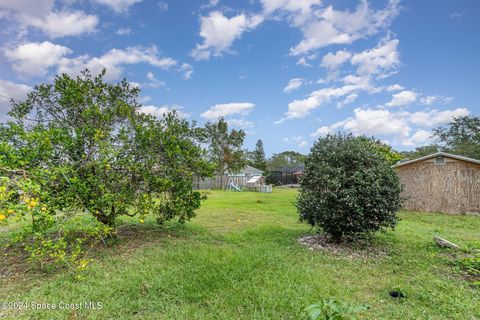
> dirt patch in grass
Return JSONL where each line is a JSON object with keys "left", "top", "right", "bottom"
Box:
{"left": 0, "top": 223, "right": 183, "bottom": 284}
{"left": 298, "top": 234, "right": 389, "bottom": 259}
{"left": 109, "top": 224, "right": 183, "bottom": 256}
{"left": 1, "top": 244, "right": 34, "bottom": 279}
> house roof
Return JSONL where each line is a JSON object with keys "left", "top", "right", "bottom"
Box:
{"left": 242, "top": 165, "right": 263, "bottom": 175}
{"left": 226, "top": 165, "right": 262, "bottom": 176}
{"left": 393, "top": 152, "right": 480, "bottom": 168}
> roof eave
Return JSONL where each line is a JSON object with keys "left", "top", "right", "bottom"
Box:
{"left": 393, "top": 152, "right": 480, "bottom": 168}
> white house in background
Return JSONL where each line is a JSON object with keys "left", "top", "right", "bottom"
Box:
{"left": 227, "top": 165, "right": 263, "bottom": 177}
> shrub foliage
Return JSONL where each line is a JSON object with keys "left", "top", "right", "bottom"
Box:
{"left": 297, "top": 133, "right": 403, "bottom": 242}
{"left": 0, "top": 70, "right": 213, "bottom": 274}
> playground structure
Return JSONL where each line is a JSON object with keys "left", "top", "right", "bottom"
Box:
{"left": 226, "top": 175, "right": 272, "bottom": 193}
{"left": 193, "top": 165, "right": 273, "bottom": 192}
{"left": 246, "top": 175, "right": 263, "bottom": 191}
{"left": 225, "top": 178, "right": 243, "bottom": 192}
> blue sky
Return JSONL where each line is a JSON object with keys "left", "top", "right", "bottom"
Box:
{"left": 0, "top": 0, "right": 479, "bottom": 156}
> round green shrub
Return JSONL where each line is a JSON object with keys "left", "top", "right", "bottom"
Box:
{"left": 297, "top": 133, "right": 403, "bottom": 242}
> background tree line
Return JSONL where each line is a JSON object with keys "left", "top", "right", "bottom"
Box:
{"left": 401, "top": 116, "right": 480, "bottom": 160}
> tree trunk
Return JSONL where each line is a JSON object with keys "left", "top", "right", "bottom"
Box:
{"left": 220, "top": 160, "right": 225, "bottom": 189}
{"left": 94, "top": 208, "right": 116, "bottom": 228}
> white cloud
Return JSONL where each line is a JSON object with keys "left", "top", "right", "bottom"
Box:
{"left": 341, "top": 74, "right": 371, "bottom": 87}
{"left": 402, "top": 130, "right": 433, "bottom": 147}
{"left": 420, "top": 95, "right": 453, "bottom": 105}
{"left": 157, "top": 1, "right": 168, "bottom": 12}
{"left": 4, "top": 41, "right": 72, "bottom": 77}
{"left": 296, "top": 56, "right": 312, "bottom": 67}
{"left": 337, "top": 93, "right": 358, "bottom": 108}
{"left": 25, "top": 10, "right": 98, "bottom": 38}
{"left": 284, "top": 78, "right": 304, "bottom": 93}
{"left": 449, "top": 12, "right": 462, "bottom": 19}
{"left": 408, "top": 108, "right": 470, "bottom": 127}
{"left": 93, "top": 0, "right": 143, "bottom": 13}
{"left": 261, "top": 0, "right": 321, "bottom": 15}
{"left": 341, "top": 108, "right": 409, "bottom": 138}
{"left": 180, "top": 63, "right": 193, "bottom": 80}
{"left": 191, "top": 0, "right": 399, "bottom": 60}
{"left": 139, "top": 104, "right": 189, "bottom": 119}
{"left": 350, "top": 38, "right": 400, "bottom": 77}
{"left": 5, "top": 42, "right": 179, "bottom": 80}
{"left": 116, "top": 27, "right": 132, "bottom": 35}
{"left": 0, "top": 79, "right": 32, "bottom": 116}
{"left": 385, "top": 90, "right": 417, "bottom": 107}
{"left": 138, "top": 95, "right": 151, "bottom": 104}
{"left": 190, "top": 11, "right": 263, "bottom": 60}
{"left": 283, "top": 135, "right": 303, "bottom": 143}
{"left": 145, "top": 72, "right": 165, "bottom": 88}
{"left": 321, "top": 50, "right": 351, "bottom": 69}
{"left": 386, "top": 84, "right": 404, "bottom": 91}
{"left": 200, "top": 0, "right": 220, "bottom": 10}
{"left": 419, "top": 95, "right": 435, "bottom": 106}
{"left": 298, "top": 140, "right": 309, "bottom": 148}
{"left": 0, "top": 1, "right": 98, "bottom": 38}
{"left": 201, "top": 102, "right": 255, "bottom": 120}
{"left": 291, "top": 20, "right": 350, "bottom": 56}
{"left": 278, "top": 38, "right": 403, "bottom": 122}
{"left": 311, "top": 126, "right": 333, "bottom": 137}
{"left": 311, "top": 107, "right": 471, "bottom": 147}
{"left": 228, "top": 118, "right": 254, "bottom": 128}
{"left": 283, "top": 135, "right": 309, "bottom": 148}
{"left": 288, "top": 0, "right": 400, "bottom": 55}
{"left": 278, "top": 37, "right": 403, "bottom": 123}
{"left": 278, "top": 80, "right": 371, "bottom": 122}
{"left": 0, "top": 0, "right": 53, "bottom": 17}
{"left": 57, "top": 45, "right": 177, "bottom": 80}
{"left": 261, "top": 0, "right": 322, "bottom": 27}
{"left": 128, "top": 81, "right": 141, "bottom": 88}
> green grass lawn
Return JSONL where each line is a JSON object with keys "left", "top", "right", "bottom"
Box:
{"left": 1, "top": 188, "right": 479, "bottom": 319}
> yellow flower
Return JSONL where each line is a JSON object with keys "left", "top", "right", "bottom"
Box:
{"left": 79, "top": 260, "right": 89, "bottom": 268}
{"left": 0, "top": 214, "right": 6, "bottom": 221}
{"left": 7, "top": 209, "right": 14, "bottom": 214}
{"left": 139, "top": 219, "right": 144, "bottom": 224}
{"left": 41, "top": 206, "right": 47, "bottom": 212}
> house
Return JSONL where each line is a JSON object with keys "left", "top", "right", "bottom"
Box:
{"left": 228, "top": 165, "right": 263, "bottom": 177}
{"left": 393, "top": 152, "right": 480, "bottom": 215}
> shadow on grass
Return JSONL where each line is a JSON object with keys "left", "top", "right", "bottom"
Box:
{"left": 0, "top": 220, "right": 209, "bottom": 286}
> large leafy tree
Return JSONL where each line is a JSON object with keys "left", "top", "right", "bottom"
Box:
{"left": 203, "top": 118, "right": 246, "bottom": 187}
{"left": 0, "top": 70, "right": 212, "bottom": 228}
{"left": 433, "top": 116, "right": 480, "bottom": 159}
